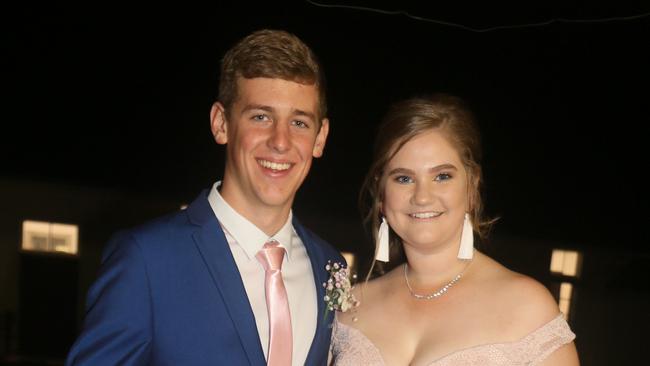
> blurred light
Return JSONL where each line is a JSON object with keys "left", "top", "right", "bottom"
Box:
{"left": 22, "top": 220, "right": 78, "bottom": 255}
{"left": 563, "top": 251, "right": 579, "bottom": 276}
{"left": 550, "top": 249, "right": 565, "bottom": 273}
{"left": 558, "top": 282, "right": 573, "bottom": 319}
{"left": 550, "top": 249, "right": 582, "bottom": 277}
{"left": 341, "top": 251, "right": 356, "bottom": 278}
{"left": 560, "top": 282, "right": 573, "bottom": 299}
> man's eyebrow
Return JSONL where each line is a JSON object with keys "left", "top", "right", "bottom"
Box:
{"left": 241, "top": 104, "right": 274, "bottom": 113}
{"left": 293, "top": 109, "right": 316, "bottom": 120}
{"left": 240, "top": 105, "right": 316, "bottom": 120}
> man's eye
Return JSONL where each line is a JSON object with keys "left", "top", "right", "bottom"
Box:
{"left": 252, "top": 114, "right": 268, "bottom": 121}
{"left": 395, "top": 175, "right": 413, "bottom": 184}
{"left": 435, "top": 173, "right": 452, "bottom": 181}
{"left": 292, "top": 120, "right": 309, "bottom": 128}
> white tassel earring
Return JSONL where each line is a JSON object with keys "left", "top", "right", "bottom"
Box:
{"left": 458, "top": 213, "right": 474, "bottom": 259}
{"left": 376, "top": 217, "right": 390, "bottom": 262}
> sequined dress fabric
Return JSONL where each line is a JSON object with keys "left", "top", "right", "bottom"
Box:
{"left": 331, "top": 314, "right": 575, "bottom": 365}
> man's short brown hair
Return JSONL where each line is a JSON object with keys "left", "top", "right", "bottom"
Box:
{"left": 218, "top": 29, "right": 327, "bottom": 120}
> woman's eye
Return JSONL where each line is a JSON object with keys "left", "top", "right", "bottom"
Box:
{"left": 435, "top": 172, "right": 452, "bottom": 181}
{"left": 395, "top": 175, "right": 413, "bottom": 184}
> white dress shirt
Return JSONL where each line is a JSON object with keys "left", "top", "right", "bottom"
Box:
{"left": 207, "top": 182, "right": 317, "bottom": 366}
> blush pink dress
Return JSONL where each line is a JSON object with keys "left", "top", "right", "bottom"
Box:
{"left": 331, "top": 314, "right": 575, "bottom": 365}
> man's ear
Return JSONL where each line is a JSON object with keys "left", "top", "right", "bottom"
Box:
{"left": 312, "top": 118, "right": 330, "bottom": 158}
{"left": 210, "top": 102, "right": 228, "bottom": 145}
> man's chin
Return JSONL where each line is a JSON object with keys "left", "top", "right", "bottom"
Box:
{"left": 255, "top": 189, "right": 296, "bottom": 210}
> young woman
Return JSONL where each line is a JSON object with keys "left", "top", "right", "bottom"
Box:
{"left": 331, "top": 94, "right": 579, "bottom": 365}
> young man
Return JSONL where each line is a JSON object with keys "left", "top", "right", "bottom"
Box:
{"left": 66, "top": 29, "right": 344, "bottom": 366}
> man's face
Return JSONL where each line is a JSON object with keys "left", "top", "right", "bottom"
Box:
{"left": 211, "top": 77, "right": 329, "bottom": 217}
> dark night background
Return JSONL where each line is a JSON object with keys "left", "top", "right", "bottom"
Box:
{"left": 1, "top": 1, "right": 649, "bottom": 364}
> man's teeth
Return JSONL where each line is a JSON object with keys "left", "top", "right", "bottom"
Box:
{"left": 258, "top": 160, "right": 291, "bottom": 171}
{"left": 410, "top": 212, "right": 441, "bottom": 219}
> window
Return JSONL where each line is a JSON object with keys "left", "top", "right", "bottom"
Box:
{"left": 558, "top": 282, "right": 573, "bottom": 319}
{"left": 550, "top": 249, "right": 582, "bottom": 277}
{"left": 22, "top": 220, "right": 79, "bottom": 255}
{"left": 549, "top": 249, "right": 582, "bottom": 320}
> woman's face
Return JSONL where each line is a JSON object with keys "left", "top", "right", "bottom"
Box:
{"left": 382, "top": 129, "right": 469, "bottom": 254}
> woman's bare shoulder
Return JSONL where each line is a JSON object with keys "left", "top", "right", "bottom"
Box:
{"left": 474, "top": 254, "right": 561, "bottom": 332}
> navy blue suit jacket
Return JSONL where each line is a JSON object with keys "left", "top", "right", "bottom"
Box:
{"left": 66, "top": 190, "right": 344, "bottom": 365}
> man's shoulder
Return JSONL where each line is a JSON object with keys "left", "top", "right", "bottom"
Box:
{"left": 130, "top": 208, "right": 192, "bottom": 238}
{"left": 112, "top": 190, "right": 214, "bottom": 249}
{"left": 293, "top": 218, "right": 344, "bottom": 263}
{"left": 102, "top": 196, "right": 217, "bottom": 261}
{"left": 102, "top": 209, "right": 185, "bottom": 248}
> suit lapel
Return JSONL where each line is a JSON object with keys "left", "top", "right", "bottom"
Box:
{"left": 187, "top": 192, "right": 265, "bottom": 365}
{"left": 294, "top": 218, "right": 334, "bottom": 365}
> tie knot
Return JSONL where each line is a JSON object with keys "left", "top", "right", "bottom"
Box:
{"left": 256, "top": 240, "right": 285, "bottom": 271}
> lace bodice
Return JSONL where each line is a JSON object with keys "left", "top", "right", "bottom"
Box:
{"left": 331, "top": 314, "right": 575, "bottom": 365}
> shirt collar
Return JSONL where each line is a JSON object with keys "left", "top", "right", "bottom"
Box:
{"left": 207, "top": 181, "right": 294, "bottom": 260}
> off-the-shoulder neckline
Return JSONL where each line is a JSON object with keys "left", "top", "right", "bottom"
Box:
{"left": 335, "top": 313, "right": 567, "bottom": 365}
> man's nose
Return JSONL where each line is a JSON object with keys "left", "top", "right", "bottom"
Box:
{"left": 268, "top": 122, "right": 290, "bottom": 152}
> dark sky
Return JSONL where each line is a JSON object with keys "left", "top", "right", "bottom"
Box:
{"left": 2, "top": 2, "right": 649, "bottom": 250}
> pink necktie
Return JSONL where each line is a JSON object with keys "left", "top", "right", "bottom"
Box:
{"left": 256, "top": 240, "right": 292, "bottom": 366}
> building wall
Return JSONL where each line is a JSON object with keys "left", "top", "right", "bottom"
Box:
{"left": 0, "top": 180, "right": 182, "bottom": 359}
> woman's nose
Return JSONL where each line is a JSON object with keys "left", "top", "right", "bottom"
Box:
{"left": 411, "top": 181, "right": 434, "bottom": 206}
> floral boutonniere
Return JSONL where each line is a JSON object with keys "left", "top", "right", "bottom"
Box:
{"left": 322, "top": 260, "right": 358, "bottom": 320}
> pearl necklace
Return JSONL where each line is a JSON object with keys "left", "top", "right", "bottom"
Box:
{"left": 404, "top": 262, "right": 470, "bottom": 300}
